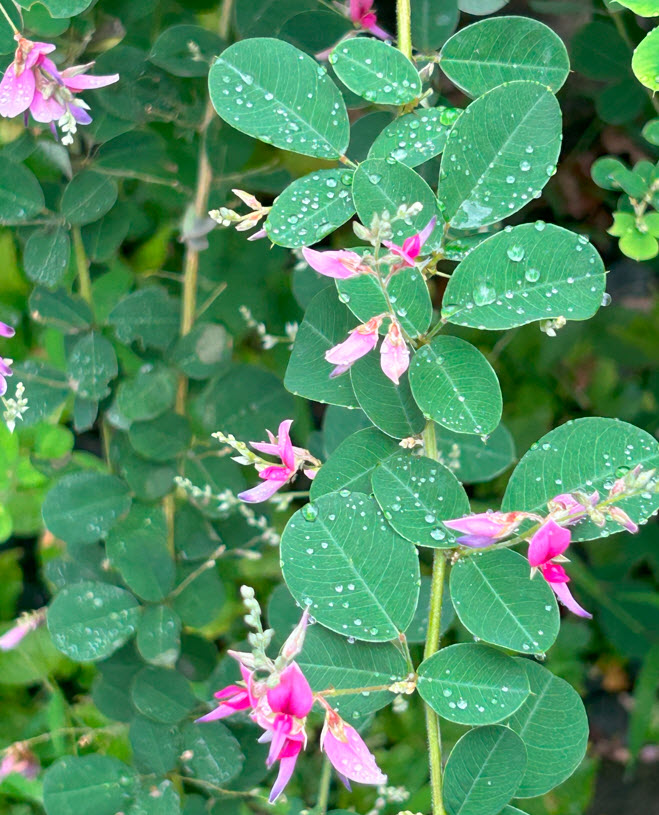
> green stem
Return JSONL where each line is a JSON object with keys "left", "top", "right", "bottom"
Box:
{"left": 422, "top": 421, "right": 449, "bottom": 815}
{"left": 316, "top": 757, "right": 332, "bottom": 815}
{"left": 72, "top": 227, "right": 92, "bottom": 305}
{"left": 396, "top": 0, "right": 413, "bottom": 60}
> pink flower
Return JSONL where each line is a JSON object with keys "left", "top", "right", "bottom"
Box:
{"left": 348, "top": 1, "right": 390, "bottom": 41}
{"left": 321, "top": 708, "right": 387, "bottom": 789}
{"left": 238, "top": 419, "right": 297, "bottom": 503}
{"left": 383, "top": 217, "right": 437, "bottom": 267}
{"left": 444, "top": 510, "right": 531, "bottom": 548}
{"left": 380, "top": 319, "right": 409, "bottom": 385}
{"left": 302, "top": 247, "right": 370, "bottom": 280}
{"left": 0, "top": 320, "right": 15, "bottom": 399}
{"left": 195, "top": 664, "right": 254, "bottom": 723}
{"left": 0, "top": 35, "right": 118, "bottom": 142}
{"left": 325, "top": 314, "right": 384, "bottom": 377}
{"left": 547, "top": 491, "right": 599, "bottom": 524}
{"left": 0, "top": 321, "right": 15, "bottom": 338}
{"left": 607, "top": 505, "right": 639, "bottom": 534}
{"left": 527, "top": 520, "right": 592, "bottom": 618}
{"left": 0, "top": 743, "right": 40, "bottom": 782}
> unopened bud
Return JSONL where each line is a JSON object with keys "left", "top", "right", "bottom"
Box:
{"left": 608, "top": 505, "right": 639, "bottom": 534}
{"left": 280, "top": 607, "right": 310, "bottom": 661}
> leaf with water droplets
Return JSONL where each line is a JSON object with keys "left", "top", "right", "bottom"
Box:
{"left": 337, "top": 266, "right": 432, "bottom": 338}
{"left": 441, "top": 224, "right": 606, "bottom": 330}
{"left": 66, "top": 331, "right": 118, "bottom": 402}
{"left": 450, "top": 549, "right": 560, "bottom": 653}
{"left": 434, "top": 422, "right": 515, "bottom": 484}
{"left": 132, "top": 666, "right": 197, "bottom": 724}
{"left": 180, "top": 720, "right": 244, "bottom": 785}
{"left": 310, "top": 427, "right": 399, "bottom": 499}
{"left": 372, "top": 452, "right": 469, "bottom": 548}
{"left": 502, "top": 417, "right": 659, "bottom": 541}
{"left": 438, "top": 81, "right": 562, "bottom": 230}
{"left": 440, "top": 17, "right": 570, "bottom": 98}
{"left": 507, "top": 659, "right": 589, "bottom": 797}
{"left": 136, "top": 605, "right": 181, "bottom": 668}
{"left": 208, "top": 38, "right": 349, "bottom": 158}
{"left": 351, "top": 352, "right": 425, "bottom": 439}
{"left": 43, "top": 471, "right": 132, "bottom": 545}
{"left": 353, "top": 158, "right": 442, "bottom": 247}
{"left": 444, "top": 725, "right": 527, "bottom": 815}
{"left": 285, "top": 288, "right": 360, "bottom": 408}
{"left": 329, "top": 38, "right": 421, "bottom": 105}
{"left": 0, "top": 160, "right": 45, "bottom": 224}
{"left": 24, "top": 226, "right": 71, "bottom": 287}
{"left": 369, "top": 107, "right": 453, "bottom": 167}
{"left": 417, "top": 643, "right": 530, "bottom": 725}
{"left": 280, "top": 491, "right": 420, "bottom": 642}
{"left": 43, "top": 755, "right": 137, "bottom": 815}
{"left": 47, "top": 580, "right": 140, "bottom": 662}
{"left": 265, "top": 168, "right": 355, "bottom": 248}
{"left": 409, "top": 336, "right": 502, "bottom": 435}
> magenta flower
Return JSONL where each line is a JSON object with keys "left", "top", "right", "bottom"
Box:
{"left": 195, "top": 664, "right": 253, "bottom": 723}
{"left": 444, "top": 510, "right": 532, "bottom": 548}
{"left": 0, "top": 743, "right": 40, "bottom": 782}
{"left": 325, "top": 314, "right": 384, "bottom": 377}
{"left": 0, "top": 320, "right": 15, "bottom": 398}
{"left": 302, "top": 247, "right": 370, "bottom": 280}
{"left": 527, "top": 519, "right": 592, "bottom": 618}
{"left": 0, "top": 37, "right": 55, "bottom": 118}
{"left": 348, "top": 1, "right": 390, "bottom": 40}
{"left": 0, "top": 610, "right": 45, "bottom": 651}
{"left": 383, "top": 217, "right": 437, "bottom": 267}
{"left": 321, "top": 707, "right": 387, "bottom": 789}
{"left": 380, "top": 319, "right": 409, "bottom": 385}
{"left": 238, "top": 419, "right": 296, "bottom": 503}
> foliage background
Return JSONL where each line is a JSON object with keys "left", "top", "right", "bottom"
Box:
{"left": 0, "top": 1, "right": 657, "bottom": 814}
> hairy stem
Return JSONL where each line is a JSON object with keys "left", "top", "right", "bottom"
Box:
{"left": 396, "top": 0, "right": 413, "bottom": 60}
{"left": 422, "top": 421, "right": 449, "bottom": 815}
{"left": 72, "top": 227, "right": 92, "bottom": 305}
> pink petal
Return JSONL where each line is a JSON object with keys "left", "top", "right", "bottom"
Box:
{"left": 0, "top": 321, "right": 14, "bottom": 338}
{"left": 302, "top": 247, "right": 365, "bottom": 279}
{"left": 322, "top": 718, "right": 387, "bottom": 786}
{"left": 0, "top": 375, "right": 8, "bottom": 398}
{"left": 257, "top": 464, "right": 291, "bottom": 481}
{"left": 266, "top": 663, "right": 314, "bottom": 718}
{"left": 443, "top": 512, "right": 508, "bottom": 539}
{"left": 0, "top": 65, "right": 35, "bottom": 118}
{"left": 365, "top": 21, "right": 391, "bottom": 40}
{"left": 380, "top": 322, "right": 409, "bottom": 385}
{"left": 69, "top": 103, "right": 92, "bottom": 125}
{"left": 455, "top": 534, "right": 498, "bottom": 548}
{"left": 277, "top": 419, "right": 296, "bottom": 471}
{"left": 250, "top": 441, "right": 280, "bottom": 456}
{"left": 550, "top": 580, "right": 592, "bottom": 618}
{"left": 62, "top": 70, "right": 119, "bottom": 90}
{"left": 350, "top": 0, "right": 374, "bottom": 22}
{"left": 382, "top": 240, "right": 416, "bottom": 267}
{"left": 541, "top": 562, "right": 569, "bottom": 583}
{"left": 24, "top": 42, "right": 56, "bottom": 71}
{"left": 329, "top": 362, "right": 352, "bottom": 378}
{"left": 0, "top": 357, "right": 12, "bottom": 377}
{"left": 325, "top": 325, "right": 379, "bottom": 366}
{"left": 402, "top": 233, "right": 421, "bottom": 259}
{"left": 238, "top": 478, "right": 285, "bottom": 503}
{"left": 0, "top": 623, "right": 28, "bottom": 651}
{"left": 29, "top": 90, "right": 65, "bottom": 123}
{"left": 267, "top": 716, "right": 294, "bottom": 766}
{"left": 268, "top": 741, "right": 302, "bottom": 803}
{"left": 417, "top": 216, "right": 438, "bottom": 248}
{"left": 527, "top": 519, "right": 571, "bottom": 568}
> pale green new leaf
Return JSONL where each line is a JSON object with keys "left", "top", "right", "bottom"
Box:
{"left": 632, "top": 27, "right": 659, "bottom": 91}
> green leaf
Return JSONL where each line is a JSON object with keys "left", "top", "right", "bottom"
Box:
{"left": 35, "top": 1, "right": 93, "bottom": 17}
{"left": 169, "top": 323, "right": 231, "bottom": 380}
{"left": 129, "top": 716, "right": 181, "bottom": 775}
{"left": 406, "top": 575, "right": 455, "bottom": 642}
{"left": 266, "top": 168, "right": 355, "bottom": 248}
{"left": 172, "top": 563, "right": 225, "bottom": 628}
{"left": 351, "top": 352, "right": 425, "bottom": 439}
{"left": 106, "top": 504, "right": 175, "bottom": 602}
{"left": 0, "top": 625, "right": 69, "bottom": 685}
{"left": 409, "top": 336, "right": 502, "bottom": 435}
{"left": 298, "top": 622, "right": 409, "bottom": 722}
{"left": 502, "top": 417, "right": 659, "bottom": 541}
{"left": 82, "top": 208, "right": 131, "bottom": 263}
{"left": 0, "top": 160, "right": 44, "bottom": 223}
{"left": 281, "top": 491, "right": 420, "bottom": 641}
{"left": 180, "top": 721, "right": 244, "bottom": 785}
{"left": 632, "top": 27, "right": 659, "bottom": 91}
{"left": 91, "top": 643, "right": 142, "bottom": 721}
{"left": 372, "top": 452, "right": 470, "bottom": 548}
{"left": 279, "top": 10, "right": 353, "bottom": 55}
{"left": 642, "top": 117, "right": 659, "bottom": 145}
{"left": 506, "top": 659, "right": 589, "bottom": 797}
{"left": 43, "top": 471, "right": 131, "bottom": 545}
{"left": 129, "top": 780, "right": 180, "bottom": 815}
{"left": 193, "top": 363, "right": 295, "bottom": 437}
{"left": 7, "top": 361, "right": 67, "bottom": 426}
{"left": 628, "top": 642, "right": 659, "bottom": 766}
{"left": 441, "top": 224, "right": 606, "bottom": 330}
{"left": 337, "top": 266, "right": 432, "bottom": 338}
{"left": 149, "top": 24, "right": 224, "bottom": 76}
{"left": 608, "top": 212, "right": 659, "bottom": 261}
{"left": 209, "top": 38, "right": 349, "bottom": 159}
{"left": 450, "top": 549, "right": 560, "bottom": 653}
{"left": 23, "top": 226, "right": 70, "bottom": 287}
{"left": 323, "top": 405, "right": 372, "bottom": 455}
{"left": 311, "top": 427, "right": 399, "bottom": 499}
{"left": 616, "top": 0, "right": 659, "bottom": 13}
{"left": 444, "top": 725, "right": 527, "bottom": 815}
{"left": 369, "top": 107, "right": 452, "bottom": 167}
{"left": 43, "top": 755, "right": 136, "bottom": 815}
{"left": 116, "top": 364, "right": 177, "bottom": 423}
{"left": 109, "top": 286, "right": 180, "bottom": 351}
{"left": 61, "top": 170, "right": 118, "bottom": 226}
{"left": 438, "top": 82, "right": 562, "bottom": 229}
{"left": 459, "top": 0, "right": 509, "bottom": 12}
{"left": 353, "top": 159, "right": 441, "bottom": 246}
{"left": 131, "top": 666, "right": 197, "bottom": 724}
{"left": 440, "top": 17, "right": 569, "bottom": 98}
{"left": 417, "top": 643, "right": 530, "bottom": 725}
{"left": 285, "top": 288, "right": 360, "bottom": 408}
{"left": 434, "top": 422, "right": 515, "bottom": 483}
{"left": 29, "top": 287, "right": 93, "bottom": 333}
{"left": 136, "top": 605, "right": 181, "bottom": 668}
{"left": 67, "top": 331, "right": 118, "bottom": 401}
{"left": 571, "top": 21, "right": 629, "bottom": 81}
{"left": 48, "top": 580, "right": 140, "bottom": 662}
{"left": 128, "top": 412, "right": 192, "bottom": 462}
{"left": 0, "top": 2, "right": 21, "bottom": 53}
{"left": 235, "top": 0, "right": 317, "bottom": 37}
{"left": 411, "top": 0, "right": 460, "bottom": 52}
{"left": 329, "top": 38, "right": 422, "bottom": 105}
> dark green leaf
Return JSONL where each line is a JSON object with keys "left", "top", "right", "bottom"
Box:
{"left": 369, "top": 108, "right": 452, "bottom": 167}
{"left": 67, "top": 332, "right": 118, "bottom": 401}
{"left": 61, "top": 171, "right": 118, "bottom": 226}
{"left": 43, "top": 755, "right": 136, "bottom": 815}
{"left": 131, "top": 666, "right": 197, "bottom": 724}
{"left": 23, "top": 226, "right": 70, "bottom": 287}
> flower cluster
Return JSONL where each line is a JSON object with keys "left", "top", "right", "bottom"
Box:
{"left": 303, "top": 216, "right": 437, "bottom": 385}
{"left": 0, "top": 34, "right": 118, "bottom": 143}
{"left": 198, "top": 588, "right": 386, "bottom": 802}
{"left": 0, "top": 321, "right": 15, "bottom": 397}
{"left": 213, "top": 419, "right": 320, "bottom": 503}
{"left": 445, "top": 473, "right": 651, "bottom": 618}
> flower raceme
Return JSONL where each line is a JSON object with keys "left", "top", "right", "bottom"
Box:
{"left": 0, "top": 35, "right": 118, "bottom": 143}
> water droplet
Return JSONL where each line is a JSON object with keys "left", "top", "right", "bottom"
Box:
{"left": 507, "top": 245, "right": 525, "bottom": 262}
{"left": 525, "top": 267, "right": 540, "bottom": 283}
{"left": 301, "top": 503, "right": 318, "bottom": 522}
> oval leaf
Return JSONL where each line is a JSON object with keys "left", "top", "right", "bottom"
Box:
{"left": 0, "top": 160, "right": 44, "bottom": 223}
{"left": 43, "top": 755, "right": 136, "bottom": 815}
{"left": 632, "top": 27, "right": 659, "bottom": 92}
{"left": 131, "top": 666, "right": 197, "bottom": 724}
{"left": 434, "top": 422, "right": 516, "bottom": 484}
{"left": 369, "top": 107, "right": 452, "bottom": 167}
